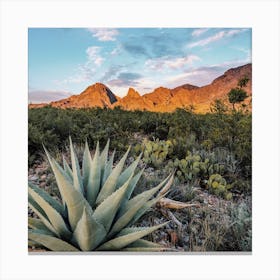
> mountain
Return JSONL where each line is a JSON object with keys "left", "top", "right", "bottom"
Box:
{"left": 51, "top": 82, "right": 118, "bottom": 108}
{"left": 29, "top": 64, "right": 252, "bottom": 113}
{"left": 32, "top": 83, "right": 119, "bottom": 109}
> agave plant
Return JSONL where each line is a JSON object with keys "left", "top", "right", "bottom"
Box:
{"left": 28, "top": 138, "right": 174, "bottom": 251}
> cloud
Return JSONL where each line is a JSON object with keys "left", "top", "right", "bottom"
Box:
{"left": 87, "top": 28, "right": 119, "bottom": 41}
{"left": 118, "top": 72, "right": 142, "bottom": 81}
{"left": 145, "top": 55, "right": 200, "bottom": 71}
{"left": 100, "top": 65, "right": 124, "bottom": 81}
{"left": 191, "top": 28, "right": 209, "bottom": 37}
{"left": 28, "top": 90, "right": 72, "bottom": 103}
{"left": 86, "top": 46, "right": 104, "bottom": 66}
{"left": 61, "top": 46, "right": 104, "bottom": 84}
{"left": 107, "top": 72, "right": 142, "bottom": 87}
{"left": 164, "top": 60, "right": 250, "bottom": 88}
{"left": 110, "top": 45, "right": 122, "bottom": 55}
{"left": 107, "top": 76, "right": 156, "bottom": 97}
{"left": 165, "top": 67, "right": 223, "bottom": 88}
{"left": 209, "top": 57, "right": 251, "bottom": 69}
{"left": 188, "top": 31, "right": 226, "bottom": 48}
{"left": 122, "top": 43, "right": 149, "bottom": 57}
{"left": 231, "top": 47, "right": 252, "bottom": 61}
{"left": 188, "top": 29, "right": 246, "bottom": 48}
{"left": 106, "top": 72, "right": 146, "bottom": 96}
{"left": 126, "top": 32, "right": 186, "bottom": 58}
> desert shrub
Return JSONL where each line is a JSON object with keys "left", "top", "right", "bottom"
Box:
{"left": 135, "top": 139, "right": 174, "bottom": 168}
{"left": 28, "top": 107, "right": 251, "bottom": 184}
{"left": 165, "top": 150, "right": 225, "bottom": 183}
{"left": 207, "top": 174, "right": 233, "bottom": 200}
{"left": 224, "top": 200, "right": 252, "bottom": 251}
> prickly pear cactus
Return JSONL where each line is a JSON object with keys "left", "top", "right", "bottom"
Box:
{"left": 207, "top": 174, "right": 232, "bottom": 200}
{"left": 167, "top": 150, "right": 225, "bottom": 183}
{"left": 140, "top": 139, "right": 173, "bottom": 168}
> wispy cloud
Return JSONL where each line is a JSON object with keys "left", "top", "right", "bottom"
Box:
{"left": 188, "top": 29, "right": 247, "bottom": 48}
{"left": 62, "top": 46, "right": 104, "bottom": 84}
{"left": 188, "top": 31, "right": 226, "bottom": 48}
{"left": 28, "top": 90, "right": 72, "bottom": 103}
{"left": 145, "top": 55, "right": 200, "bottom": 71}
{"left": 231, "top": 46, "right": 252, "bottom": 61}
{"left": 191, "top": 28, "right": 209, "bottom": 37}
{"left": 165, "top": 67, "right": 225, "bottom": 88}
{"left": 107, "top": 76, "right": 156, "bottom": 97}
{"left": 118, "top": 72, "right": 142, "bottom": 81}
{"left": 86, "top": 46, "right": 104, "bottom": 66}
{"left": 100, "top": 65, "right": 124, "bottom": 81}
{"left": 165, "top": 60, "right": 250, "bottom": 88}
{"left": 123, "top": 43, "right": 149, "bottom": 57}
{"left": 107, "top": 72, "right": 142, "bottom": 88}
{"left": 87, "top": 28, "right": 119, "bottom": 41}
{"left": 110, "top": 44, "right": 122, "bottom": 56}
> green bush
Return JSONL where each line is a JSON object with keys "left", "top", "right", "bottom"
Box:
{"left": 207, "top": 174, "right": 232, "bottom": 200}
{"left": 28, "top": 107, "right": 251, "bottom": 193}
{"left": 136, "top": 139, "right": 173, "bottom": 168}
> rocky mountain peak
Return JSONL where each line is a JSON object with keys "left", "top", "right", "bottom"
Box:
{"left": 126, "top": 88, "right": 141, "bottom": 98}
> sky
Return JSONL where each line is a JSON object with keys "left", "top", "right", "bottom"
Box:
{"left": 28, "top": 28, "right": 251, "bottom": 103}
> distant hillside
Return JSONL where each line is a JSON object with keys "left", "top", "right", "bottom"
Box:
{"left": 29, "top": 63, "right": 252, "bottom": 113}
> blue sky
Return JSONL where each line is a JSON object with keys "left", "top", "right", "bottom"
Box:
{"left": 28, "top": 28, "right": 251, "bottom": 103}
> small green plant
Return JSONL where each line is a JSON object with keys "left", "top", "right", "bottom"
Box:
{"left": 167, "top": 151, "right": 225, "bottom": 183}
{"left": 207, "top": 174, "right": 232, "bottom": 200}
{"left": 137, "top": 139, "right": 173, "bottom": 168}
{"left": 227, "top": 200, "right": 252, "bottom": 251}
{"left": 28, "top": 138, "right": 174, "bottom": 251}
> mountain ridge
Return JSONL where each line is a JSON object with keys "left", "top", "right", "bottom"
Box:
{"left": 29, "top": 63, "right": 252, "bottom": 113}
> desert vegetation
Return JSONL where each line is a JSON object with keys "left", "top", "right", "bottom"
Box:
{"left": 28, "top": 104, "right": 251, "bottom": 252}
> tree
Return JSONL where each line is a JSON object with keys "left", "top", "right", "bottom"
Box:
{"left": 227, "top": 76, "right": 249, "bottom": 110}
{"left": 210, "top": 99, "right": 228, "bottom": 114}
{"left": 228, "top": 88, "right": 248, "bottom": 110}
{"left": 237, "top": 76, "right": 249, "bottom": 88}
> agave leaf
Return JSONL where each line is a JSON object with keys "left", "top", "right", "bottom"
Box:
{"left": 97, "top": 222, "right": 168, "bottom": 251}
{"left": 123, "top": 239, "right": 165, "bottom": 251}
{"left": 28, "top": 228, "right": 56, "bottom": 249}
{"left": 124, "top": 168, "right": 145, "bottom": 201}
{"left": 117, "top": 168, "right": 145, "bottom": 217}
{"left": 157, "top": 172, "right": 175, "bottom": 197}
{"left": 44, "top": 149, "right": 93, "bottom": 230}
{"left": 73, "top": 207, "right": 107, "bottom": 251}
{"left": 86, "top": 142, "right": 101, "bottom": 206}
{"left": 82, "top": 140, "right": 92, "bottom": 191}
{"left": 115, "top": 153, "right": 142, "bottom": 189}
{"left": 157, "top": 198, "right": 199, "bottom": 209}
{"left": 102, "top": 149, "right": 116, "bottom": 186}
{"left": 28, "top": 181, "right": 65, "bottom": 217}
{"left": 128, "top": 194, "right": 165, "bottom": 227}
{"left": 93, "top": 175, "right": 133, "bottom": 232}
{"left": 29, "top": 230, "right": 79, "bottom": 251}
{"left": 99, "top": 139, "right": 109, "bottom": 180}
{"left": 29, "top": 187, "right": 72, "bottom": 240}
{"left": 28, "top": 240, "right": 42, "bottom": 248}
{"left": 63, "top": 156, "right": 73, "bottom": 182}
{"left": 69, "top": 137, "right": 83, "bottom": 194}
{"left": 28, "top": 195, "right": 58, "bottom": 235}
{"left": 116, "top": 226, "right": 149, "bottom": 236}
{"left": 121, "top": 181, "right": 166, "bottom": 216}
{"left": 126, "top": 239, "right": 162, "bottom": 248}
{"left": 109, "top": 183, "right": 165, "bottom": 237}
{"left": 96, "top": 147, "right": 130, "bottom": 204}
{"left": 28, "top": 217, "right": 55, "bottom": 235}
